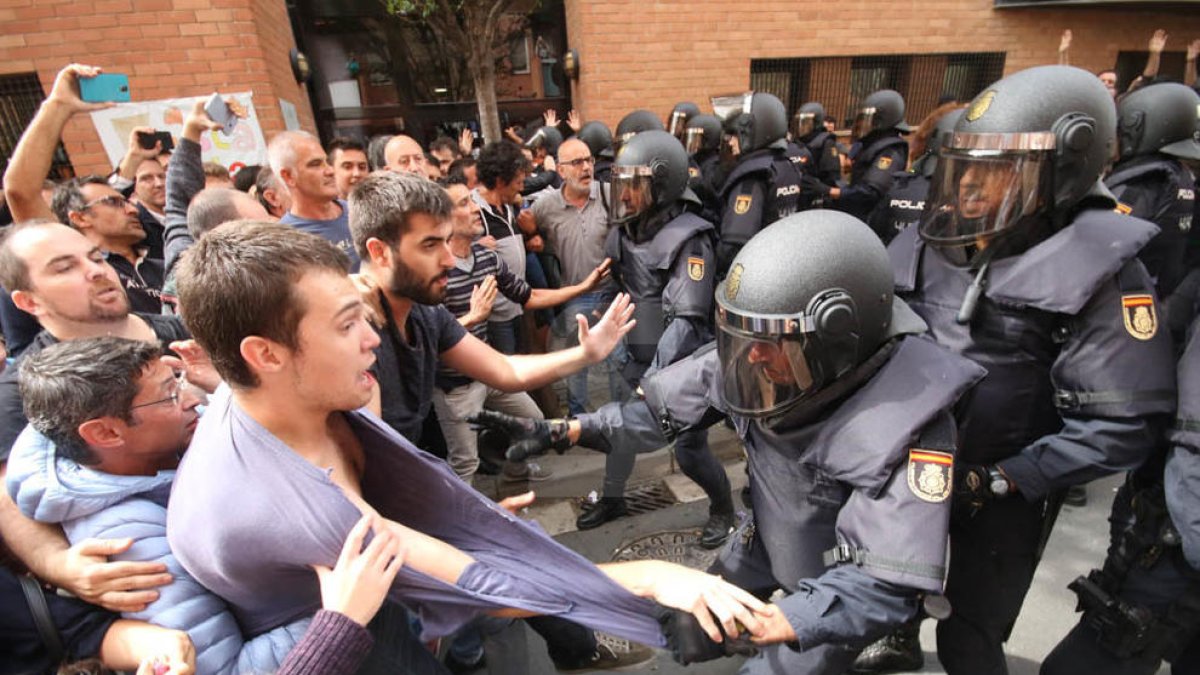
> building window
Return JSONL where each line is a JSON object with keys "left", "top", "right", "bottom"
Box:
{"left": 750, "top": 52, "right": 1005, "bottom": 131}
{"left": 0, "top": 73, "right": 73, "bottom": 178}
{"left": 509, "top": 31, "right": 531, "bottom": 75}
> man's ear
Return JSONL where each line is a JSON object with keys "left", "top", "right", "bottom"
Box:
{"left": 240, "top": 335, "right": 286, "bottom": 378}
{"left": 66, "top": 209, "right": 88, "bottom": 230}
{"left": 10, "top": 289, "right": 41, "bottom": 316}
{"left": 77, "top": 418, "right": 124, "bottom": 450}
{"left": 365, "top": 237, "right": 393, "bottom": 269}
{"left": 278, "top": 167, "right": 297, "bottom": 189}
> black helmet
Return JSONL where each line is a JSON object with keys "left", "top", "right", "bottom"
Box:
{"left": 1117, "top": 82, "right": 1200, "bottom": 161}
{"left": 614, "top": 110, "right": 665, "bottom": 154}
{"left": 715, "top": 210, "right": 909, "bottom": 418}
{"left": 712, "top": 91, "right": 788, "bottom": 155}
{"left": 667, "top": 101, "right": 702, "bottom": 140}
{"left": 851, "top": 89, "right": 911, "bottom": 140}
{"left": 610, "top": 130, "right": 689, "bottom": 238}
{"left": 684, "top": 113, "right": 723, "bottom": 156}
{"left": 525, "top": 125, "right": 563, "bottom": 155}
{"left": 920, "top": 65, "right": 1117, "bottom": 254}
{"left": 576, "top": 121, "right": 613, "bottom": 160}
{"left": 792, "top": 101, "right": 826, "bottom": 140}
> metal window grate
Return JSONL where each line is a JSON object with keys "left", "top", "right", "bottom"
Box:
{"left": 0, "top": 73, "right": 74, "bottom": 179}
{"left": 751, "top": 52, "right": 1006, "bottom": 130}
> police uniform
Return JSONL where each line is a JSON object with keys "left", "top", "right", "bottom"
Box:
{"left": 801, "top": 128, "right": 842, "bottom": 187}
{"left": 867, "top": 169, "right": 929, "bottom": 245}
{"left": 716, "top": 146, "right": 806, "bottom": 273}
{"left": 890, "top": 209, "right": 1178, "bottom": 674}
{"left": 575, "top": 331, "right": 983, "bottom": 674}
{"left": 1107, "top": 155, "right": 1197, "bottom": 299}
{"left": 834, "top": 132, "right": 909, "bottom": 223}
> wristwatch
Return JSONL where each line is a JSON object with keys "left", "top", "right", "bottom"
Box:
{"left": 987, "top": 466, "right": 1012, "bottom": 497}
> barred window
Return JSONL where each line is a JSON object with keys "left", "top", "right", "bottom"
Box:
{"left": 0, "top": 73, "right": 74, "bottom": 178}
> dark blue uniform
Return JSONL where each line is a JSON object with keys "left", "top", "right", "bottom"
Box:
{"left": 834, "top": 132, "right": 908, "bottom": 222}
{"left": 575, "top": 332, "right": 984, "bottom": 674}
{"left": 889, "top": 209, "right": 1178, "bottom": 674}
{"left": 1106, "top": 155, "right": 1197, "bottom": 300}
{"left": 598, "top": 206, "right": 731, "bottom": 508}
{"left": 800, "top": 129, "right": 842, "bottom": 187}
{"left": 867, "top": 169, "right": 929, "bottom": 245}
{"left": 716, "top": 146, "right": 807, "bottom": 274}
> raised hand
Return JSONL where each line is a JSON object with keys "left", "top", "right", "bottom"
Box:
{"left": 48, "top": 63, "right": 116, "bottom": 114}
{"left": 566, "top": 110, "right": 583, "bottom": 133}
{"left": 578, "top": 292, "right": 636, "bottom": 364}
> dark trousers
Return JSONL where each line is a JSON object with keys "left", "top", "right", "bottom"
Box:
{"left": 357, "top": 602, "right": 448, "bottom": 675}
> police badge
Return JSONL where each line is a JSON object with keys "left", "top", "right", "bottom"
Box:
{"left": 725, "top": 263, "right": 743, "bottom": 300}
{"left": 687, "top": 256, "right": 705, "bottom": 282}
{"left": 907, "top": 449, "right": 953, "bottom": 503}
{"left": 876, "top": 156, "right": 893, "bottom": 170}
{"left": 1121, "top": 294, "right": 1158, "bottom": 341}
{"left": 734, "top": 194, "right": 752, "bottom": 215}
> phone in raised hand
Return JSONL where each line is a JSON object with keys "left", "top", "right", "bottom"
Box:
{"left": 203, "top": 93, "right": 238, "bottom": 134}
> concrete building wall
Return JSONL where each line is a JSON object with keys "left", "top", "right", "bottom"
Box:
{"left": 0, "top": 0, "right": 315, "bottom": 175}
{"left": 564, "top": 0, "right": 1200, "bottom": 128}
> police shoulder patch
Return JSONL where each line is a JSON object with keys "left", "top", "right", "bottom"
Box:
{"left": 734, "top": 194, "right": 753, "bottom": 215}
{"left": 725, "top": 263, "right": 743, "bottom": 300}
{"left": 1114, "top": 202, "right": 1133, "bottom": 215}
{"left": 687, "top": 256, "right": 705, "bottom": 282}
{"left": 876, "top": 155, "right": 893, "bottom": 171}
{"left": 1121, "top": 294, "right": 1158, "bottom": 341}
{"left": 907, "top": 448, "right": 953, "bottom": 503}
{"left": 688, "top": 166, "right": 700, "bottom": 179}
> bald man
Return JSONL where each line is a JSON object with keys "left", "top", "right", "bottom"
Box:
{"left": 384, "top": 135, "right": 430, "bottom": 176}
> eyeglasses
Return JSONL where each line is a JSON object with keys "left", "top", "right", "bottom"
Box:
{"left": 81, "top": 195, "right": 130, "bottom": 211}
{"left": 130, "top": 373, "right": 185, "bottom": 411}
{"left": 559, "top": 157, "right": 595, "bottom": 168}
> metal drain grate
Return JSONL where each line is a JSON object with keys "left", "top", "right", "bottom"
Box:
{"left": 622, "top": 480, "right": 676, "bottom": 515}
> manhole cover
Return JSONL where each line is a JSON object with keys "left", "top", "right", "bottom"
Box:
{"left": 609, "top": 529, "right": 721, "bottom": 570}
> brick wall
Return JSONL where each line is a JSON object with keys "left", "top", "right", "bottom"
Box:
{"left": 0, "top": 0, "right": 315, "bottom": 175}
{"left": 564, "top": 0, "right": 1200, "bottom": 129}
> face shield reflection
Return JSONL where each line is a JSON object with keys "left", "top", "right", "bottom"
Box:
{"left": 919, "top": 149, "right": 1051, "bottom": 248}
{"left": 712, "top": 93, "right": 753, "bottom": 122}
{"left": 792, "top": 113, "right": 816, "bottom": 140}
{"left": 685, "top": 128, "right": 706, "bottom": 155}
{"left": 609, "top": 165, "right": 655, "bottom": 225}
{"left": 668, "top": 112, "right": 689, "bottom": 140}
{"left": 716, "top": 323, "right": 815, "bottom": 417}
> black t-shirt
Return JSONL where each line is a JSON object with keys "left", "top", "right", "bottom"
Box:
{"left": 0, "top": 314, "right": 189, "bottom": 461}
{"left": 0, "top": 562, "right": 119, "bottom": 673}
{"left": 370, "top": 296, "right": 467, "bottom": 444}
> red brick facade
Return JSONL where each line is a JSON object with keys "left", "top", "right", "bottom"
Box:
{"left": 563, "top": 0, "right": 1200, "bottom": 129}
{"left": 0, "top": 0, "right": 315, "bottom": 175}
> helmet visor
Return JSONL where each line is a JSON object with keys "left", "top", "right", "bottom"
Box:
{"left": 851, "top": 107, "right": 877, "bottom": 141}
{"left": 792, "top": 112, "right": 816, "bottom": 140}
{"left": 716, "top": 322, "right": 816, "bottom": 417}
{"left": 685, "top": 127, "right": 707, "bottom": 155}
{"left": 668, "top": 111, "right": 690, "bottom": 140}
{"left": 919, "top": 144, "right": 1052, "bottom": 248}
{"left": 712, "top": 93, "right": 753, "bottom": 122}
{"left": 610, "top": 165, "right": 655, "bottom": 224}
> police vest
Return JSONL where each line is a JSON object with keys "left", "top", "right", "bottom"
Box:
{"left": 851, "top": 134, "right": 909, "bottom": 185}
{"left": 719, "top": 148, "right": 806, "bottom": 235}
{"left": 606, "top": 211, "right": 715, "bottom": 364}
{"left": 891, "top": 209, "right": 1171, "bottom": 464}
{"left": 1106, "top": 155, "right": 1197, "bottom": 298}
{"left": 802, "top": 130, "right": 841, "bottom": 186}
{"left": 869, "top": 171, "right": 930, "bottom": 244}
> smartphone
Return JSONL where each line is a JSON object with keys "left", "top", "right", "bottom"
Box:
{"left": 204, "top": 93, "right": 237, "bottom": 134}
{"left": 79, "top": 73, "right": 130, "bottom": 103}
{"left": 136, "top": 130, "right": 175, "bottom": 153}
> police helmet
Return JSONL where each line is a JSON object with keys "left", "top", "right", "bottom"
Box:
{"left": 913, "top": 108, "right": 966, "bottom": 178}
{"left": 576, "top": 121, "right": 613, "bottom": 160}
{"left": 668, "top": 102, "right": 702, "bottom": 140}
{"left": 524, "top": 125, "right": 563, "bottom": 156}
{"left": 614, "top": 110, "right": 665, "bottom": 154}
{"left": 715, "top": 210, "right": 902, "bottom": 418}
{"left": 851, "top": 89, "right": 911, "bottom": 140}
{"left": 610, "top": 130, "right": 689, "bottom": 238}
{"left": 1117, "top": 82, "right": 1200, "bottom": 162}
{"left": 684, "top": 114, "right": 723, "bottom": 156}
{"left": 712, "top": 92, "right": 788, "bottom": 154}
{"left": 792, "top": 101, "right": 826, "bottom": 140}
{"left": 920, "top": 65, "right": 1117, "bottom": 252}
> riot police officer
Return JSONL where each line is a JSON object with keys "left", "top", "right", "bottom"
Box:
{"left": 523, "top": 124, "right": 564, "bottom": 195}
{"left": 889, "top": 65, "right": 1177, "bottom": 675}
{"left": 1105, "top": 82, "right": 1200, "bottom": 300}
{"left": 712, "top": 91, "right": 809, "bottom": 274}
{"left": 571, "top": 129, "right": 734, "bottom": 544}
{"left": 576, "top": 120, "right": 614, "bottom": 183}
{"left": 667, "top": 101, "right": 701, "bottom": 142}
{"left": 866, "top": 106, "right": 964, "bottom": 245}
{"left": 471, "top": 210, "right": 986, "bottom": 674}
{"left": 614, "top": 109, "right": 665, "bottom": 156}
{"left": 804, "top": 89, "right": 911, "bottom": 222}
{"left": 792, "top": 101, "right": 842, "bottom": 187}
{"left": 685, "top": 113, "right": 725, "bottom": 221}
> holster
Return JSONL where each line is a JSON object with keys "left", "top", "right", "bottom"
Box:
{"left": 1069, "top": 570, "right": 1156, "bottom": 659}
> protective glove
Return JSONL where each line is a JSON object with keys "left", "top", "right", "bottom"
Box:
{"left": 658, "top": 608, "right": 758, "bottom": 665}
{"left": 466, "top": 410, "right": 571, "bottom": 461}
{"left": 800, "top": 173, "right": 832, "bottom": 197}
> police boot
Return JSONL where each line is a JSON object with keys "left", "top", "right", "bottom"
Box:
{"left": 699, "top": 510, "right": 735, "bottom": 549}
{"left": 576, "top": 497, "right": 628, "bottom": 530}
{"left": 850, "top": 620, "right": 923, "bottom": 673}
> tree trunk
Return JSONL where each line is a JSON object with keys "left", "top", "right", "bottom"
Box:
{"left": 471, "top": 57, "right": 502, "bottom": 144}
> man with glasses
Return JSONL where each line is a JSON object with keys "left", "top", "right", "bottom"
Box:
{"left": 384, "top": 134, "right": 430, "bottom": 176}
{"left": 51, "top": 178, "right": 164, "bottom": 314}
{"left": 523, "top": 138, "right": 628, "bottom": 415}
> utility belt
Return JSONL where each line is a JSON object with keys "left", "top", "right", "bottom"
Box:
{"left": 1068, "top": 485, "right": 1200, "bottom": 662}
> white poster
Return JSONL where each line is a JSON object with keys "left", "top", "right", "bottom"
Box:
{"left": 89, "top": 92, "right": 268, "bottom": 176}
{"left": 279, "top": 98, "right": 300, "bottom": 131}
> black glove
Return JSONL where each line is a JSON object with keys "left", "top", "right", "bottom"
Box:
{"left": 466, "top": 410, "right": 571, "bottom": 462}
{"left": 658, "top": 608, "right": 757, "bottom": 665}
{"left": 954, "top": 463, "right": 1006, "bottom": 508}
{"left": 800, "top": 173, "right": 832, "bottom": 197}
